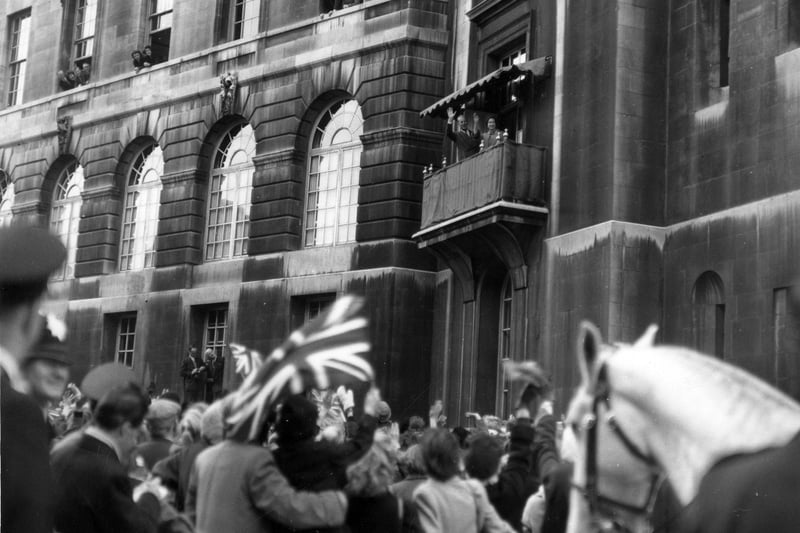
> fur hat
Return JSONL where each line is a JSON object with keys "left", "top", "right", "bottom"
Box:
{"left": 146, "top": 399, "right": 181, "bottom": 437}
{"left": 201, "top": 399, "right": 226, "bottom": 444}
{"left": 375, "top": 401, "right": 391, "bottom": 425}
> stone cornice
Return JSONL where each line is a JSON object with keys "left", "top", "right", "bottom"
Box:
{"left": 81, "top": 184, "right": 121, "bottom": 200}
{"left": 252, "top": 150, "right": 304, "bottom": 167}
{"left": 359, "top": 127, "right": 442, "bottom": 146}
{"left": 467, "top": 0, "right": 522, "bottom": 25}
{"left": 162, "top": 169, "right": 206, "bottom": 185}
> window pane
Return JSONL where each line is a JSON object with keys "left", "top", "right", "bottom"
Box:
{"left": 205, "top": 125, "right": 254, "bottom": 261}
{"left": 50, "top": 164, "right": 84, "bottom": 279}
{"left": 305, "top": 101, "right": 362, "bottom": 247}
{"left": 121, "top": 145, "right": 162, "bottom": 271}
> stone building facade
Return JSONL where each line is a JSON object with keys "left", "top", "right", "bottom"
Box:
{"left": 3, "top": 0, "right": 800, "bottom": 422}
{"left": 417, "top": 0, "right": 800, "bottom": 419}
{"left": 0, "top": 0, "right": 449, "bottom": 417}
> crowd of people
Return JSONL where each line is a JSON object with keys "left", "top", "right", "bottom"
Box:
{"left": 57, "top": 62, "right": 91, "bottom": 91}
{"left": 0, "top": 224, "right": 575, "bottom": 533}
{"left": 55, "top": 45, "right": 162, "bottom": 92}
{"left": 131, "top": 46, "right": 162, "bottom": 73}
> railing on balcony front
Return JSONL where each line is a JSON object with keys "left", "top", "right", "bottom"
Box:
{"left": 420, "top": 140, "right": 546, "bottom": 230}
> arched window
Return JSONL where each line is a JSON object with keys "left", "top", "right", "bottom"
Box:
{"left": 496, "top": 275, "right": 513, "bottom": 418}
{"left": 120, "top": 144, "right": 163, "bottom": 271}
{"left": 205, "top": 123, "right": 254, "bottom": 260}
{"left": 692, "top": 270, "right": 725, "bottom": 358}
{"left": 50, "top": 162, "right": 84, "bottom": 279}
{"left": 0, "top": 171, "right": 14, "bottom": 227}
{"left": 304, "top": 99, "right": 363, "bottom": 247}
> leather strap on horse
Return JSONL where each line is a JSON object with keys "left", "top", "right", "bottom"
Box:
{"left": 579, "top": 363, "right": 664, "bottom": 519}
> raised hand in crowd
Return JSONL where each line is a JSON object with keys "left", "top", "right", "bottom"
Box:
{"left": 429, "top": 399, "right": 444, "bottom": 428}
{"left": 363, "top": 386, "right": 380, "bottom": 416}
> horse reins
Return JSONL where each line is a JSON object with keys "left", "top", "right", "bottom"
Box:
{"left": 575, "top": 363, "right": 665, "bottom": 522}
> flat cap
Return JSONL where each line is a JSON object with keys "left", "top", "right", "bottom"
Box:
{"left": 147, "top": 398, "right": 182, "bottom": 422}
{"left": 81, "top": 362, "right": 137, "bottom": 400}
{"left": 0, "top": 226, "right": 66, "bottom": 286}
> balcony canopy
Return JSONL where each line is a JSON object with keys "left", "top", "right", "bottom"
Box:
{"left": 419, "top": 56, "right": 552, "bottom": 118}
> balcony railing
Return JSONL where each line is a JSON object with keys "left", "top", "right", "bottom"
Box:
{"left": 420, "top": 140, "right": 546, "bottom": 230}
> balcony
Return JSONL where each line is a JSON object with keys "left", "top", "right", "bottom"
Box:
{"left": 416, "top": 140, "right": 547, "bottom": 237}
{"left": 413, "top": 139, "right": 548, "bottom": 299}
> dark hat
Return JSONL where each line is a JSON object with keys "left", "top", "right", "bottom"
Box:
{"left": 509, "top": 423, "right": 535, "bottom": 451}
{"left": 276, "top": 394, "right": 318, "bottom": 443}
{"left": 26, "top": 314, "right": 71, "bottom": 366}
{"left": 80, "top": 362, "right": 137, "bottom": 400}
{"left": 0, "top": 226, "right": 66, "bottom": 288}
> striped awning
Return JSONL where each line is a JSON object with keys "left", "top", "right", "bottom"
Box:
{"left": 419, "top": 56, "right": 552, "bottom": 118}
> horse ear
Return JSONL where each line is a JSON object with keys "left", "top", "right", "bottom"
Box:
{"left": 577, "top": 321, "right": 604, "bottom": 390}
{"left": 633, "top": 324, "right": 659, "bottom": 348}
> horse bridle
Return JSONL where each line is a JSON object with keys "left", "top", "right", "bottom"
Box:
{"left": 572, "top": 363, "right": 665, "bottom": 528}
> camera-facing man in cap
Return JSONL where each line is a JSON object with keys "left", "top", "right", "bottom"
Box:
{"left": 0, "top": 225, "right": 67, "bottom": 533}
{"left": 23, "top": 314, "right": 72, "bottom": 441}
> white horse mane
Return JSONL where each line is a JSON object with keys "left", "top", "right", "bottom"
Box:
{"left": 605, "top": 335, "right": 800, "bottom": 504}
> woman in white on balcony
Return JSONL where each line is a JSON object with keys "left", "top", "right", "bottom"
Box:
{"left": 481, "top": 116, "right": 500, "bottom": 150}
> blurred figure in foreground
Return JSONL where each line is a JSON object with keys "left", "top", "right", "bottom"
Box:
{"left": 345, "top": 434, "right": 402, "bottom": 533}
{"left": 52, "top": 382, "right": 164, "bottom": 533}
{"left": 0, "top": 226, "right": 66, "bottom": 533}
{"left": 413, "top": 428, "right": 514, "bottom": 533}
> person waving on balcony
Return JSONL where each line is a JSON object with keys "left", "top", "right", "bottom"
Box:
{"left": 481, "top": 116, "right": 500, "bottom": 150}
{"left": 446, "top": 107, "right": 481, "bottom": 161}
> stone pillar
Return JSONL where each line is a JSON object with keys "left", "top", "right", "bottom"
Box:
{"left": 156, "top": 169, "right": 206, "bottom": 267}
{"left": 249, "top": 150, "right": 305, "bottom": 254}
{"left": 75, "top": 182, "right": 122, "bottom": 277}
{"left": 357, "top": 128, "right": 442, "bottom": 241}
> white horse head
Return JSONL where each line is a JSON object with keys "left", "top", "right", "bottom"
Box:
{"left": 565, "top": 321, "right": 800, "bottom": 533}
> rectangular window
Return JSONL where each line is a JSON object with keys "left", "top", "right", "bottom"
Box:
{"left": 232, "top": 0, "right": 261, "bottom": 40}
{"left": 73, "top": 0, "right": 97, "bottom": 68}
{"left": 779, "top": 0, "right": 800, "bottom": 51}
{"left": 205, "top": 170, "right": 252, "bottom": 260}
{"left": 290, "top": 293, "right": 336, "bottom": 330}
{"left": 7, "top": 10, "right": 31, "bottom": 107}
{"left": 204, "top": 307, "right": 228, "bottom": 358}
{"left": 484, "top": 40, "right": 528, "bottom": 143}
{"left": 115, "top": 314, "right": 137, "bottom": 368}
{"left": 120, "top": 186, "right": 160, "bottom": 271}
{"left": 719, "top": 0, "right": 730, "bottom": 87}
{"left": 305, "top": 294, "right": 334, "bottom": 322}
{"left": 700, "top": 0, "right": 730, "bottom": 91}
{"left": 499, "top": 47, "right": 527, "bottom": 68}
{"left": 497, "top": 282, "right": 513, "bottom": 419}
{"left": 148, "top": 0, "right": 173, "bottom": 63}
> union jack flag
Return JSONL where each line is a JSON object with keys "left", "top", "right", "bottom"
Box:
{"left": 226, "top": 295, "right": 374, "bottom": 442}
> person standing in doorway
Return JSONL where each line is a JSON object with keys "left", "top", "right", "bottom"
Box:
{"left": 203, "top": 348, "right": 224, "bottom": 403}
{"left": 180, "top": 346, "right": 206, "bottom": 404}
